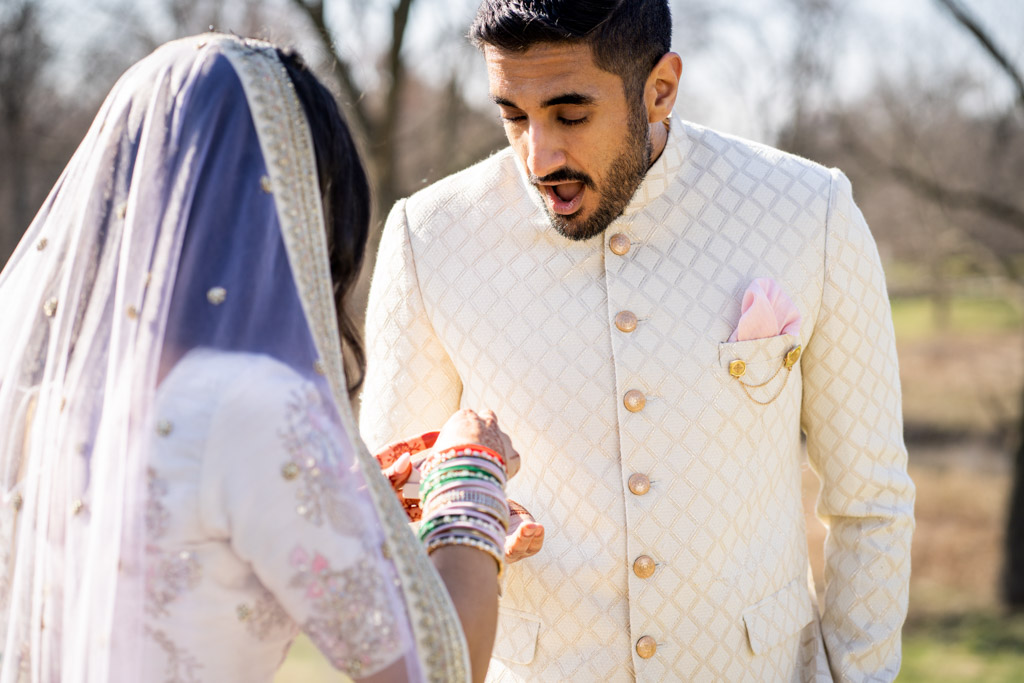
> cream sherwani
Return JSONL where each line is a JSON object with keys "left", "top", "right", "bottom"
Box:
{"left": 360, "top": 118, "right": 914, "bottom": 682}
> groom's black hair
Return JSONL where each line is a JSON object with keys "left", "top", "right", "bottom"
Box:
{"left": 469, "top": 0, "right": 672, "bottom": 100}
{"left": 278, "top": 49, "right": 370, "bottom": 396}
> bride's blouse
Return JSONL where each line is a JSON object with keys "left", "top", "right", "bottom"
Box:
{"left": 143, "top": 348, "right": 418, "bottom": 682}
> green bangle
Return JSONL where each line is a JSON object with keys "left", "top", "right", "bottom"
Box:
{"left": 420, "top": 471, "right": 502, "bottom": 501}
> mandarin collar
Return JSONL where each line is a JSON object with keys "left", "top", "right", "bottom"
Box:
{"left": 620, "top": 114, "right": 686, "bottom": 219}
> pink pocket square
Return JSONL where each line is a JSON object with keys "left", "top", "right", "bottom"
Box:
{"left": 728, "top": 278, "right": 801, "bottom": 342}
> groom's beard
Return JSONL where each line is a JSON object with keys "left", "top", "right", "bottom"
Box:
{"left": 538, "top": 106, "right": 652, "bottom": 242}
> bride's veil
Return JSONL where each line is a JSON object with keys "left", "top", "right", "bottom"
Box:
{"left": 0, "top": 34, "right": 468, "bottom": 682}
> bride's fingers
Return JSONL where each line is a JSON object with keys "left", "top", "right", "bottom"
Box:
{"left": 383, "top": 452, "right": 412, "bottom": 491}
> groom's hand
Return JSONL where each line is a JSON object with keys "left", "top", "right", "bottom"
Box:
{"left": 505, "top": 499, "right": 544, "bottom": 563}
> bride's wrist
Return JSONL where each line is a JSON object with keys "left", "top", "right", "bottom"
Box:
{"left": 417, "top": 446, "right": 509, "bottom": 586}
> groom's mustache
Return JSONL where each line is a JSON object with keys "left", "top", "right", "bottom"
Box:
{"left": 529, "top": 168, "right": 597, "bottom": 191}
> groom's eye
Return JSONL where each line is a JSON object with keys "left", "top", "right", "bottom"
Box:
{"left": 558, "top": 116, "right": 588, "bottom": 127}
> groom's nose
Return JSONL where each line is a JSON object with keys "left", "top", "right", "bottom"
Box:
{"left": 523, "top": 123, "right": 567, "bottom": 179}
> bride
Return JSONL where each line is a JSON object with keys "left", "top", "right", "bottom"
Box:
{"left": 0, "top": 34, "right": 518, "bottom": 682}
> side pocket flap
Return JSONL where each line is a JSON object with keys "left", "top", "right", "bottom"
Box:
{"left": 741, "top": 577, "right": 815, "bottom": 655}
{"left": 492, "top": 607, "right": 541, "bottom": 665}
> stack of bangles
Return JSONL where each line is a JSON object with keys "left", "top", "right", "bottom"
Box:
{"left": 417, "top": 445, "right": 510, "bottom": 585}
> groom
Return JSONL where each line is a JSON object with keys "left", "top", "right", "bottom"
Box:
{"left": 360, "top": 0, "right": 915, "bottom": 680}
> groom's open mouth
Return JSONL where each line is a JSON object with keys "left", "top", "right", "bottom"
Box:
{"left": 539, "top": 181, "right": 585, "bottom": 216}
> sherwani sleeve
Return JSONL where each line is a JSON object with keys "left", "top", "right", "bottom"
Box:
{"left": 359, "top": 198, "right": 462, "bottom": 451}
{"left": 800, "top": 169, "right": 915, "bottom": 681}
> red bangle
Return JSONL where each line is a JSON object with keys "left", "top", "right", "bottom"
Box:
{"left": 432, "top": 443, "right": 505, "bottom": 466}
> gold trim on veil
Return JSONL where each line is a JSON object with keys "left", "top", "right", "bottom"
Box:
{"left": 216, "top": 35, "right": 471, "bottom": 682}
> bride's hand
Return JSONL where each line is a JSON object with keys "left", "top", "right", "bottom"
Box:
{"left": 433, "top": 408, "right": 520, "bottom": 478}
{"left": 379, "top": 451, "right": 413, "bottom": 494}
{"left": 374, "top": 438, "right": 421, "bottom": 519}
{"left": 434, "top": 410, "right": 542, "bottom": 562}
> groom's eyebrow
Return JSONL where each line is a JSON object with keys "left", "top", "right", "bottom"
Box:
{"left": 540, "top": 93, "right": 595, "bottom": 107}
{"left": 491, "top": 93, "right": 596, "bottom": 108}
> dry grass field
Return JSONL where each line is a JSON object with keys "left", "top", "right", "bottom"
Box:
{"left": 276, "top": 295, "right": 1024, "bottom": 682}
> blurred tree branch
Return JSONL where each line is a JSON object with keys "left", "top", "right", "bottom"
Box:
{"left": 0, "top": 0, "right": 50, "bottom": 241}
{"left": 934, "top": 0, "right": 1024, "bottom": 112}
{"left": 928, "top": 0, "right": 1024, "bottom": 612}
{"left": 287, "top": 0, "right": 372, "bottom": 142}
{"left": 841, "top": 130, "right": 1024, "bottom": 234}
{"left": 823, "top": 0, "right": 1024, "bottom": 612}
{"left": 289, "top": 0, "right": 415, "bottom": 215}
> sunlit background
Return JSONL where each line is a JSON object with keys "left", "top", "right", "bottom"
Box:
{"left": 1, "top": 1, "right": 1022, "bottom": 680}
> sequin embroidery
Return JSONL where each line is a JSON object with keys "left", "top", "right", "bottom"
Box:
{"left": 279, "top": 386, "right": 361, "bottom": 535}
{"left": 288, "top": 546, "right": 402, "bottom": 677}
{"left": 146, "top": 627, "right": 203, "bottom": 683}
{"left": 145, "top": 469, "right": 201, "bottom": 618}
{"left": 239, "top": 585, "right": 296, "bottom": 642}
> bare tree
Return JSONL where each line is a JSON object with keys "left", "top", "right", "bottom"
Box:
{"left": 885, "top": 0, "right": 1024, "bottom": 611}
{"left": 832, "top": 0, "right": 1024, "bottom": 610}
{"left": 935, "top": 0, "right": 1024, "bottom": 113}
{"left": 775, "top": 0, "right": 847, "bottom": 155}
{"left": 931, "top": 0, "right": 1024, "bottom": 612}
{"left": 289, "top": 0, "right": 415, "bottom": 218}
{"left": 0, "top": 0, "right": 50, "bottom": 258}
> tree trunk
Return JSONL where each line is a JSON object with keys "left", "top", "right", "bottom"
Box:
{"left": 1004, "top": 359, "right": 1024, "bottom": 611}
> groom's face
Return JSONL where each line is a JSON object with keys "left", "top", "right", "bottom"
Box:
{"left": 484, "top": 42, "right": 652, "bottom": 242}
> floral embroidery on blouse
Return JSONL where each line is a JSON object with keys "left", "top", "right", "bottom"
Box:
{"left": 147, "top": 550, "right": 202, "bottom": 619}
{"left": 288, "top": 545, "right": 403, "bottom": 677}
{"left": 146, "top": 467, "right": 170, "bottom": 539}
{"left": 145, "top": 468, "right": 201, "bottom": 618}
{"left": 279, "top": 386, "right": 363, "bottom": 536}
{"left": 146, "top": 627, "right": 203, "bottom": 683}
{"left": 237, "top": 584, "right": 296, "bottom": 642}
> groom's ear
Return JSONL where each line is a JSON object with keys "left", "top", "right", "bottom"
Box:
{"left": 644, "top": 52, "right": 682, "bottom": 123}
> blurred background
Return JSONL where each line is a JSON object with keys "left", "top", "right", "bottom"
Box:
{"left": 1, "top": 0, "right": 1022, "bottom": 680}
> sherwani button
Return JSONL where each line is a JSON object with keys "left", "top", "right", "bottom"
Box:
{"left": 628, "top": 473, "right": 651, "bottom": 496}
{"left": 623, "top": 389, "right": 645, "bottom": 412}
{"left": 636, "top": 635, "right": 657, "bottom": 659}
{"left": 633, "top": 555, "right": 656, "bottom": 578}
{"left": 609, "top": 233, "right": 631, "bottom": 255}
{"left": 614, "top": 311, "right": 638, "bottom": 333}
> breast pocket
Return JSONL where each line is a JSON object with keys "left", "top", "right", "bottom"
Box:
{"left": 718, "top": 333, "right": 802, "bottom": 405}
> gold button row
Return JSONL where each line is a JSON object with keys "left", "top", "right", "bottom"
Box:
{"left": 610, "top": 234, "right": 642, "bottom": 414}
{"left": 612, "top": 231, "right": 659, "bottom": 659}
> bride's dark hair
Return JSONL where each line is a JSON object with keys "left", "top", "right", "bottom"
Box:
{"left": 277, "top": 49, "right": 370, "bottom": 395}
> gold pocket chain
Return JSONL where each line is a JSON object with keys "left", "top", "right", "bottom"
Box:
{"left": 728, "top": 345, "right": 802, "bottom": 406}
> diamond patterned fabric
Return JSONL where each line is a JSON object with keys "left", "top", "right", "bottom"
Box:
{"left": 360, "top": 119, "right": 914, "bottom": 682}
